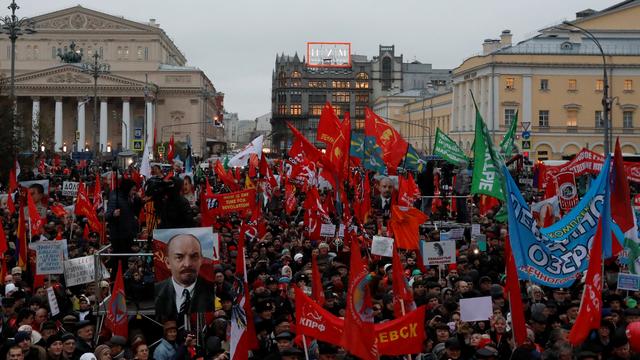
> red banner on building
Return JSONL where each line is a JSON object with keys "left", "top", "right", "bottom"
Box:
{"left": 555, "top": 172, "right": 578, "bottom": 212}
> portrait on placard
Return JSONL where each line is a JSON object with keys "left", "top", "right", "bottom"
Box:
{"left": 153, "top": 227, "right": 217, "bottom": 321}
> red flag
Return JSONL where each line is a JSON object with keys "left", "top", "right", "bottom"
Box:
{"left": 295, "top": 286, "right": 343, "bottom": 344}
{"left": 230, "top": 226, "right": 258, "bottom": 360}
{"left": 287, "top": 122, "right": 336, "bottom": 175}
{"left": 612, "top": 138, "right": 635, "bottom": 247}
{"left": 248, "top": 154, "right": 259, "bottom": 178}
{"left": 342, "top": 237, "right": 377, "bottom": 360}
{"left": 9, "top": 160, "right": 18, "bottom": 192}
{"left": 83, "top": 224, "right": 90, "bottom": 240}
{"left": 568, "top": 218, "right": 603, "bottom": 346}
{"left": 505, "top": 237, "right": 527, "bottom": 346}
{"left": 311, "top": 254, "right": 325, "bottom": 306}
{"left": 93, "top": 173, "right": 103, "bottom": 210}
{"left": 17, "top": 198, "right": 27, "bottom": 269}
{"left": 375, "top": 306, "right": 426, "bottom": 355}
{"left": 398, "top": 174, "right": 420, "bottom": 207}
{"left": 389, "top": 205, "right": 428, "bottom": 250}
{"left": 50, "top": 204, "right": 67, "bottom": 218}
{"left": 303, "top": 187, "right": 330, "bottom": 241}
{"left": 105, "top": 262, "right": 128, "bottom": 338}
{"left": 75, "top": 183, "right": 103, "bottom": 233}
{"left": 6, "top": 193, "right": 15, "bottom": 216}
{"left": 167, "top": 135, "right": 175, "bottom": 163}
{"left": 392, "top": 247, "right": 416, "bottom": 318}
{"left": 215, "top": 160, "right": 239, "bottom": 191}
{"left": 365, "top": 108, "right": 408, "bottom": 171}
{"left": 479, "top": 195, "right": 500, "bottom": 216}
{"left": 355, "top": 173, "right": 372, "bottom": 225}
{"left": 259, "top": 154, "right": 278, "bottom": 201}
{"left": 317, "top": 102, "right": 341, "bottom": 146}
{"left": 27, "top": 191, "right": 44, "bottom": 236}
{"left": 284, "top": 183, "right": 297, "bottom": 215}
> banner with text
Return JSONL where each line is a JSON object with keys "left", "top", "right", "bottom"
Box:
{"left": 433, "top": 128, "right": 469, "bottom": 166}
{"left": 201, "top": 189, "right": 256, "bottom": 220}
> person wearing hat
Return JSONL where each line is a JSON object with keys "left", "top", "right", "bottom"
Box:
{"left": 264, "top": 331, "right": 296, "bottom": 360}
{"left": 74, "top": 295, "right": 95, "bottom": 323}
{"left": 610, "top": 332, "right": 631, "bottom": 360}
{"left": 46, "top": 334, "right": 64, "bottom": 360}
{"left": 11, "top": 266, "right": 28, "bottom": 290}
{"left": 255, "top": 300, "right": 276, "bottom": 333}
{"left": 74, "top": 321, "right": 94, "bottom": 355}
{"left": 92, "top": 345, "right": 111, "bottom": 360}
{"left": 444, "top": 337, "right": 463, "bottom": 360}
{"left": 106, "top": 177, "right": 142, "bottom": 258}
{"left": 280, "top": 347, "right": 304, "bottom": 360}
{"left": 317, "top": 342, "right": 338, "bottom": 360}
{"left": 14, "top": 330, "right": 47, "bottom": 360}
{"left": 60, "top": 333, "right": 76, "bottom": 360}
{"left": 108, "top": 335, "right": 127, "bottom": 360}
{"left": 153, "top": 320, "right": 178, "bottom": 360}
{"left": 475, "top": 345, "right": 499, "bottom": 360}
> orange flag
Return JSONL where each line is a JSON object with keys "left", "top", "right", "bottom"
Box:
{"left": 389, "top": 205, "right": 428, "bottom": 250}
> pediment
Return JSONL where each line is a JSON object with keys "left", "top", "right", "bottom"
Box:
{"left": 6, "top": 65, "right": 147, "bottom": 88}
{"left": 32, "top": 6, "right": 154, "bottom": 33}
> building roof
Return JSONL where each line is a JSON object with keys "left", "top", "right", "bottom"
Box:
{"left": 496, "top": 35, "right": 640, "bottom": 56}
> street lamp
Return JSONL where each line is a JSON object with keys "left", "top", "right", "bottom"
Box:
{"left": 62, "top": 143, "right": 67, "bottom": 153}
{"left": 0, "top": 0, "right": 35, "bottom": 150}
{"left": 81, "top": 52, "right": 110, "bottom": 156}
{"left": 561, "top": 21, "right": 611, "bottom": 155}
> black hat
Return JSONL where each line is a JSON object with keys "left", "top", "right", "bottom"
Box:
{"left": 14, "top": 331, "right": 31, "bottom": 344}
{"left": 608, "top": 293, "right": 624, "bottom": 303}
{"left": 479, "top": 276, "right": 492, "bottom": 284}
{"left": 445, "top": 337, "right": 461, "bottom": 349}
{"left": 318, "top": 342, "right": 338, "bottom": 355}
{"left": 274, "top": 331, "right": 295, "bottom": 341}
{"left": 61, "top": 333, "right": 76, "bottom": 342}
{"left": 266, "top": 276, "right": 277, "bottom": 284}
{"left": 109, "top": 335, "right": 127, "bottom": 346}
{"left": 531, "top": 312, "right": 547, "bottom": 324}
{"left": 476, "top": 346, "right": 499, "bottom": 358}
{"left": 41, "top": 320, "right": 57, "bottom": 331}
{"left": 280, "top": 347, "right": 303, "bottom": 357}
{"left": 75, "top": 320, "right": 92, "bottom": 330}
{"left": 256, "top": 301, "right": 274, "bottom": 313}
{"left": 1, "top": 297, "right": 15, "bottom": 307}
{"left": 46, "top": 334, "right": 62, "bottom": 348}
{"left": 324, "top": 290, "right": 338, "bottom": 299}
{"left": 611, "top": 333, "right": 629, "bottom": 348}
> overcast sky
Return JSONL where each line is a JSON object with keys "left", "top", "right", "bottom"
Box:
{"left": 17, "top": 0, "right": 611, "bottom": 120}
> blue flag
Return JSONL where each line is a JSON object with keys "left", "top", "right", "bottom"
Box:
{"left": 351, "top": 133, "right": 386, "bottom": 174}
{"left": 404, "top": 144, "right": 427, "bottom": 173}
{"left": 503, "top": 157, "right": 611, "bottom": 287}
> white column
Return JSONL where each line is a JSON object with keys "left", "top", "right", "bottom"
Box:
{"left": 77, "top": 98, "right": 86, "bottom": 151}
{"left": 31, "top": 97, "right": 40, "bottom": 152}
{"left": 122, "top": 98, "right": 130, "bottom": 150}
{"left": 451, "top": 82, "right": 458, "bottom": 132}
{"left": 465, "top": 80, "right": 472, "bottom": 131}
{"left": 99, "top": 99, "right": 108, "bottom": 152}
{"left": 54, "top": 97, "right": 63, "bottom": 151}
{"left": 479, "top": 77, "right": 486, "bottom": 119}
{"left": 145, "top": 99, "right": 154, "bottom": 142}
{"left": 492, "top": 74, "right": 501, "bottom": 132}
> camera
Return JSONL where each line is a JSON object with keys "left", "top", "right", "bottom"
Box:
{"left": 144, "top": 177, "right": 176, "bottom": 199}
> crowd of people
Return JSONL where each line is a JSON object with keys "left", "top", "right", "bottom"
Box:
{"left": 0, "top": 154, "right": 639, "bottom": 360}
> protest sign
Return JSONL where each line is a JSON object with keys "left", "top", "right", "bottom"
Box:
{"left": 460, "top": 296, "right": 493, "bottom": 322}
{"left": 618, "top": 273, "right": 640, "bottom": 291}
{"left": 441, "top": 228, "right": 464, "bottom": 241}
{"left": 19, "top": 179, "right": 50, "bottom": 194}
{"left": 34, "top": 240, "right": 66, "bottom": 275}
{"left": 47, "top": 287, "right": 60, "bottom": 316}
{"left": 471, "top": 224, "right": 481, "bottom": 236}
{"left": 201, "top": 189, "right": 256, "bottom": 218}
{"left": 421, "top": 241, "right": 456, "bottom": 266}
{"left": 320, "top": 223, "right": 337, "bottom": 238}
{"left": 64, "top": 256, "right": 98, "bottom": 287}
{"left": 61, "top": 181, "right": 79, "bottom": 197}
{"left": 371, "top": 236, "right": 394, "bottom": 257}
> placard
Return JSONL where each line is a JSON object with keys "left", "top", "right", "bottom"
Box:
{"left": 61, "top": 181, "right": 79, "bottom": 197}
{"left": 460, "top": 296, "right": 493, "bottom": 322}
{"left": 618, "top": 273, "right": 640, "bottom": 291}
{"left": 371, "top": 236, "right": 394, "bottom": 257}
{"left": 47, "top": 287, "right": 60, "bottom": 317}
{"left": 422, "top": 241, "right": 456, "bottom": 266}
{"left": 475, "top": 234, "right": 487, "bottom": 252}
{"left": 63, "top": 256, "right": 108, "bottom": 287}
{"left": 34, "top": 241, "right": 66, "bottom": 275}
{"left": 471, "top": 224, "right": 481, "bottom": 236}
{"left": 440, "top": 228, "right": 464, "bottom": 241}
{"left": 320, "top": 223, "right": 337, "bottom": 238}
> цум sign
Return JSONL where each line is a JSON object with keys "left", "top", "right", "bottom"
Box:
{"left": 306, "top": 42, "right": 351, "bottom": 68}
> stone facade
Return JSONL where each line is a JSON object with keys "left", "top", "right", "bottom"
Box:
{"left": 0, "top": 6, "right": 225, "bottom": 158}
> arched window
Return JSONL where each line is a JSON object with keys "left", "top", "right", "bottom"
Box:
{"left": 356, "top": 72, "right": 369, "bottom": 89}
{"left": 291, "top": 71, "right": 301, "bottom": 87}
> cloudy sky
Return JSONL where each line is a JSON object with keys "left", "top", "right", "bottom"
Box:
{"left": 18, "top": 0, "right": 611, "bottom": 119}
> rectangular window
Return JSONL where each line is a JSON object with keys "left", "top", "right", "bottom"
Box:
{"left": 567, "top": 110, "right": 578, "bottom": 127}
{"left": 538, "top": 110, "right": 549, "bottom": 127}
{"left": 277, "top": 92, "right": 286, "bottom": 103}
{"left": 309, "top": 93, "right": 326, "bottom": 103}
{"left": 355, "top": 119, "right": 365, "bottom": 129}
{"left": 137, "top": 46, "right": 143, "bottom": 60}
{"left": 309, "top": 104, "right": 323, "bottom": 116}
{"left": 332, "top": 105, "right": 343, "bottom": 116}
{"left": 595, "top": 111, "right": 604, "bottom": 128}
{"left": 277, "top": 104, "right": 286, "bottom": 115}
{"left": 290, "top": 104, "right": 302, "bottom": 115}
{"left": 290, "top": 91, "right": 302, "bottom": 103}
{"left": 504, "top": 108, "right": 516, "bottom": 127}
{"left": 355, "top": 105, "right": 366, "bottom": 118}
{"left": 595, "top": 79, "right": 604, "bottom": 91}
{"left": 623, "top": 111, "right": 633, "bottom": 128}
{"left": 332, "top": 91, "right": 350, "bottom": 103}
{"left": 537, "top": 150, "right": 549, "bottom": 161}
{"left": 332, "top": 80, "right": 350, "bottom": 88}
{"left": 356, "top": 93, "right": 369, "bottom": 103}
{"left": 540, "top": 79, "right": 549, "bottom": 90}
{"left": 308, "top": 80, "right": 326, "bottom": 88}
{"left": 505, "top": 77, "right": 515, "bottom": 89}
{"left": 144, "top": 47, "right": 149, "bottom": 60}
{"left": 624, "top": 79, "right": 633, "bottom": 91}
{"left": 568, "top": 79, "right": 577, "bottom": 91}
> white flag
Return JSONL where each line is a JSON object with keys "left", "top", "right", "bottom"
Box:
{"left": 228, "top": 135, "right": 263, "bottom": 168}
{"left": 140, "top": 130, "right": 152, "bottom": 179}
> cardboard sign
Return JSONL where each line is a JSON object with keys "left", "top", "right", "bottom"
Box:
{"left": 441, "top": 228, "right": 464, "bottom": 241}
{"left": 64, "top": 256, "right": 109, "bottom": 287}
{"left": 34, "top": 240, "right": 66, "bottom": 275}
{"left": 460, "top": 296, "right": 493, "bottom": 322}
{"left": 320, "top": 223, "right": 337, "bottom": 238}
{"left": 471, "top": 224, "right": 481, "bottom": 236}
{"left": 371, "top": 236, "right": 394, "bottom": 257}
{"left": 618, "top": 273, "right": 640, "bottom": 291}
{"left": 422, "top": 241, "right": 456, "bottom": 266}
{"left": 47, "top": 287, "right": 60, "bottom": 316}
{"left": 61, "top": 181, "right": 79, "bottom": 197}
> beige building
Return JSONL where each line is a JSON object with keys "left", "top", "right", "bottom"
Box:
{"left": 0, "top": 6, "right": 225, "bottom": 158}
{"left": 451, "top": 1, "right": 640, "bottom": 160}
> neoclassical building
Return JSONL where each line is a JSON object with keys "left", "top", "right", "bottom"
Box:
{"left": 0, "top": 5, "right": 225, "bottom": 157}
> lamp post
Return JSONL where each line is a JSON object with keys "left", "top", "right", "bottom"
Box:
{"left": 81, "top": 52, "right": 110, "bottom": 156}
{"left": 0, "top": 0, "right": 35, "bottom": 151}
{"left": 562, "top": 21, "right": 611, "bottom": 155}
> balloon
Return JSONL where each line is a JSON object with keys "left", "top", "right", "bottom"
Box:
{"left": 626, "top": 321, "right": 640, "bottom": 352}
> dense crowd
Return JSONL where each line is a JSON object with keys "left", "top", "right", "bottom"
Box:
{"left": 0, "top": 155, "right": 639, "bottom": 360}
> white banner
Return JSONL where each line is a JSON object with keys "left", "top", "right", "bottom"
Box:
{"left": 61, "top": 181, "right": 79, "bottom": 197}
{"left": 47, "top": 287, "right": 60, "bottom": 316}
{"left": 63, "top": 256, "right": 109, "bottom": 287}
{"left": 421, "top": 241, "right": 456, "bottom": 266}
{"left": 34, "top": 240, "right": 66, "bottom": 275}
{"left": 371, "top": 236, "right": 394, "bottom": 257}
{"left": 320, "top": 223, "right": 336, "bottom": 238}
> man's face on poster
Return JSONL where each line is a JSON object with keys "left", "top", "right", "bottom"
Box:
{"left": 379, "top": 178, "right": 393, "bottom": 198}
{"left": 165, "top": 234, "right": 203, "bottom": 287}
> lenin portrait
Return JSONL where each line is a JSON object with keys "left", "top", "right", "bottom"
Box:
{"left": 154, "top": 232, "right": 215, "bottom": 322}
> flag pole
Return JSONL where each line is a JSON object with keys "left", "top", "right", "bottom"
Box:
{"left": 302, "top": 335, "right": 310, "bottom": 360}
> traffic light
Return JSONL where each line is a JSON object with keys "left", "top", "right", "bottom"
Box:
{"left": 523, "top": 151, "right": 529, "bottom": 159}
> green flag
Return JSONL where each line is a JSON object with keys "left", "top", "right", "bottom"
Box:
{"left": 499, "top": 110, "right": 518, "bottom": 158}
{"left": 433, "top": 128, "right": 469, "bottom": 166}
{"left": 471, "top": 105, "right": 505, "bottom": 201}
{"left": 223, "top": 156, "right": 229, "bottom": 169}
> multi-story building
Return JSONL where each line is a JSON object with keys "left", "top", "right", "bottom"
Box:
{"left": 270, "top": 45, "right": 451, "bottom": 154}
{"left": 0, "top": 6, "right": 225, "bottom": 158}
{"left": 254, "top": 112, "right": 272, "bottom": 151}
{"left": 450, "top": 1, "right": 640, "bottom": 160}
